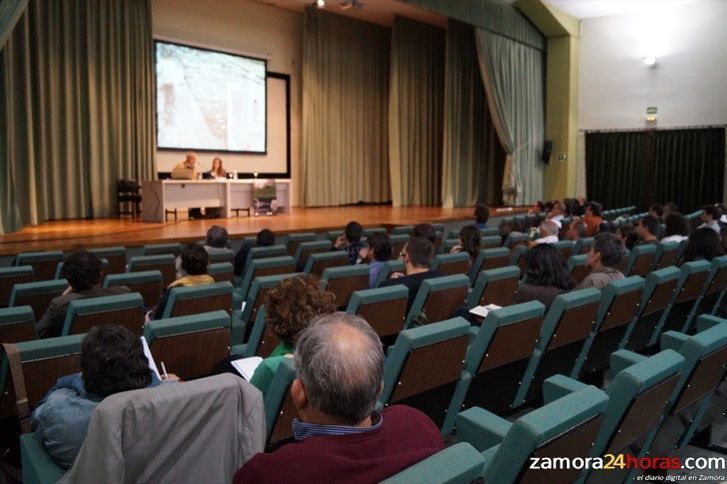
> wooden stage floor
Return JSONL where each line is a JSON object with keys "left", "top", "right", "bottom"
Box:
{"left": 0, "top": 205, "right": 498, "bottom": 255}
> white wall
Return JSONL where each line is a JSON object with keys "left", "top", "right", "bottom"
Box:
{"left": 578, "top": 0, "right": 727, "bottom": 130}
{"left": 152, "top": 0, "right": 303, "bottom": 204}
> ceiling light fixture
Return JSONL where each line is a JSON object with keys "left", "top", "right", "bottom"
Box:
{"left": 642, "top": 56, "right": 657, "bottom": 66}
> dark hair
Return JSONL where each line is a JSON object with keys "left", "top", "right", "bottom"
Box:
{"left": 474, "top": 204, "right": 490, "bottom": 224}
{"left": 563, "top": 199, "right": 576, "bottom": 216}
{"left": 459, "top": 225, "right": 481, "bottom": 259}
{"left": 180, "top": 243, "right": 208, "bottom": 275}
{"left": 405, "top": 237, "right": 434, "bottom": 268}
{"left": 367, "top": 233, "right": 391, "bottom": 262}
{"left": 524, "top": 244, "right": 574, "bottom": 291}
{"left": 552, "top": 201, "right": 565, "bottom": 214}
{"left": 205, "top": 225, "right": 229, "bottom": 248}
{"left": 256, "top": 229, "right": 275, "bottom": 246}
{"left": 534, "top": 201, "right": 545, "bottom": 212}
{"left": 664, "top": 202, "right": 680, "bottom": 214}
{"left": 618, "top": 224, "right": 638, "bottom": 250}
{"left": 544, "top": 201, "right": 554, "bottom": 212}
{"left": 681, "top": 228, "right": 724, "bottom": 263}
{"left": 649, "top": 204, "right": 664, "bottom": 218}
{"left": 587, "top": 202, "right": 603, "bottom": 217}
{"left": 663, "top": 213, "right": 689, "bottom": 238}
{"left": 264, "top": 275, "right": 336, "bottom": 344}
{"left": 569, "top": 219, "right": 587, "bottom": 239}
{"left": 62, "top": 250, "right": 103, "bottom": 292}
{"left": 703, "top": 205, "right": 721, "bottom": 220}
{"left": 413, "top": 223, "right": 436, "bottom": 243}
{"left": 81, "top": 325, "right": 152, "bottom": 398}
{"left": 639, "top": 215, "right": 660, "bottom": 236}
{"left": 345, "top": 221, "right": 363, "bottom": 244}
{"left": 593, "top": 233, "right": 625, "bottom": 268}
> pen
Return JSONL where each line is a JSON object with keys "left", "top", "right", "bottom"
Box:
{"left": 161, "top": 362, "right": 168, "bottom": 380}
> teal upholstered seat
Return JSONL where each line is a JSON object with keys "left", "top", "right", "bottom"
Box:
{"left": 161, "top": 281, "right": 233, "bottom": 319}
{"left": 346, "top": 285, "right": 409, "bottom": 339}
{"left": 469, "top": 248, "right": 511, "bottom": 278}
{"left": 320, "top": 264, "right": 370, "bottom": 309}
{"left": 14, "top": 251, "right": 64, "bottom": 282}
{"left": 405, "top": 274, "right": 469, "bottom": 328}
{"left": 391, "top": 225, "right": 414, "bottom": 235}
{"left": 653, "top": 241, "right": 680, "bottom": 270}
{"left": 127, "top": 254, "right": 176, "bottom": 287}
{"left": 236, "top": 306, "right": 275, "bottom": 357}
{"left": 381, "top": 442, "right": 484, "bottom": 484}
{"left": 388, "top": 235, "right": 410, "bottom": 261}
{"left": 293, "top": 240, "right": 332, "bottom": 271}
{"left": 0, "top": 306, "right": 37, "bottom": 343}
{"left": 245, "top": 244, "right": 288, "bottom": 270}
{"left": 466, "top": 266, "right": 520, "bottom": 308}
{"left": 363, "top": 227, "right": 387, "bottom": 237}
{"left": 9, "top": 279, "right": 68, "bottom": 322}
{"left": 104, "top": 270, "right": 163, "bottom": 309}
{"left": 283, "top": 232, "right": 317, "bottom": 257}
{"left": 654, "top": 260, "right": 711, "bottom": 341}
{"left": 63, "top": 292, "right": 145, "bottom": 336}
{"left": 20, "top": 431, "right": 66, "bottom": 484}
{"left": 374, "top": 260, "right": 405, "bottom": 287}
{"left": 689, "top": 255, "right": 727, "bottom": 325}
{"left": 237, "top": 256, "right": 295, "bottom": 300}
{"left": 303, "top": 251, "right": 348, "bottom": 277}
{"left": 264, "top": 357, "right": 297, "bottom": 448}
{"left": 508, "top": 244, "right": 528, "bottom": 277}
{"left": 0, "top": 266, "right": 34, "bottom": 308}
{"left": 430, "top": 252, "right": 470, "bottom": 277}
{"left": 502, "top": 232, "right": 529, "bottom": 251}
{"left": 142, "top": 243, "right": 181, "bottom": 257}
{"left": 144, "top": 310, "right": 230, "bottom": 380}
{"left": 206, "top": 247, "right": 235, "bottom": 264}
{"left": 208, "top": 262, "right": 235, "bottom": 284}
{"left": 624, "top": 243, "right": 657, "bottom": 277}
{"left": 479, "top": 235, "right": 501, "bottom": 249}
{"left": 566, "top": 254, "right": 591, "bottom": 285}
{"left": 551, "top": 240, "right": 574, "bottom": 262}
{"left": 88, "top": 246, "right": 127, "bottom": 274}
{"left": 233, "top": 273, "right": 301, "bottom": 344}
{"left": 380, "top": 318, "right": 471, "bottom": 433}
{"left": 573, "top": 236, "right": 593, "bottom": 255}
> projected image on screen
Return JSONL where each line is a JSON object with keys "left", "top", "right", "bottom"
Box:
{"left": 156, "top": 41, "right": 266, "bottom": 153}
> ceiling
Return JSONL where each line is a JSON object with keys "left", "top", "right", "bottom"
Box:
{"left": 249, "top": 0, "right": 447, "bottom": 27}
{"left": 543, "top": 0, "right": 701, "bottom": 20}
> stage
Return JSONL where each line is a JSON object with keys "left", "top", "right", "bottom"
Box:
{"left": 0, "top": 205, "right": 522, "bottom": 256}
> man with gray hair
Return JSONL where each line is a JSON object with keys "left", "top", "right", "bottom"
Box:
{"left": 529, "top": 219, "right": 560, "bottom": 247}
{"left": 234, "top": 312, "right": 444, "bottom": 483}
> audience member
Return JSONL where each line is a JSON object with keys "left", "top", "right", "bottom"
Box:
{"left": 663, "top": 202, "right": 680, "bottom": 216}
{"left": 151, "top": 243, "right": 214, "bottom": 320}
{"left": 637, "top": 216, "right": 660, "bottom": 244}
{"left": 649, "top": 204, "right": 664, "bottom": 220}
{"left": 700, "top": 205, "right": 722, "bottom": 234}
{"left": 618, "top": 224, "right": 639, "bottom": 251}
{"left": 661, "top": 213, "right": 690, "bottom": 243}
{"left": 450, "top": 225, "right": 481, "bottom": 268}
{"left": 563, "top": 198, "right": 576, "bottom": 217}
{"left": 175, "top": 151, "right": 202, "bottom": 218}
{"left": 334, "top": 221, "right": 364, "bottom": 264}
{"left": 680, "top": 227, "right": 725, "bottom": 264}
{"left": 249, "top": 276, "right": 336, "bottom": 396}
{"left": 563, "top": 219, "right": 587, "bottom": 241}
{"left": 514, "top": 244, "right": 575, "bottom": 310}
{"left": 234, "top": 313, "right": 444, "bottom": 483}
{"left": 31, "top": 325, "right": 164, "bottom": 468}
{"left": 528, "top": 201, "right": 546, "bottom": 214}
{"left": 578, "top": 233, "right": 625, "bottom": 289}
{"left": 529, "top": 220, "right": 559, "bottom": 247}
{"left": 205, "top": 225, "right": 229, "bottom": 249}
{"left": 583, "top": 202, "right": 603, "bottom": 236}
{"left": 548, "top": 201, "right": 566, "bottom": 228}
{"left": 380, "top": 237, "right": 442, "bottom": 310}
{"left": 234, "top": 228, "right": 275, "bottom": 277}
{"left": 37, "top": 251, "right": 129, "bottom": 339}
{"left": 473, "top": 204, "right": 490, "bottom": 229}
{"left": 412, "top": 223, "right": 436, "bottom": 244}
{"left": 574, "top": 196, "right": 587, "bottom": 216}
{"left": 359, "top": 233, "right": 392, "bottom": 288}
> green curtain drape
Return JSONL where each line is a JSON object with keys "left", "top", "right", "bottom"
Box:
{"left": 475, "top": 28, "right": 545, "bottom": 206}
{"left": 0, "top": 0, "right": 155, "bottom": 234}
{"left": 301, "top": 8, "right": 391, "bottom": 206}
{"left": 653, "top": 128, "right": 725, "bottom": 212}
{"left": 388, "top": 16, "right": 445, "bottom": 207}
{"left": 585, "top": 131, "right": 646, "bottom": 211}
{"left": 0, "top": 0, "right": 27, "bottom": 47}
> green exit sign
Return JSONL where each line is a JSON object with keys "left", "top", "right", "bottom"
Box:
{"left": 646, "top": 107, "right": 658, "bottom": 115}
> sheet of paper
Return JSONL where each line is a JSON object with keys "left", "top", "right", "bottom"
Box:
{"left": 469, "top": 303, "right": 503, "bottom": 318}
{"left": 231, "top": 356, "right": 263, "bottom": 381}
{"left": 141, "top": 336, "right": 161, "bottom": 381}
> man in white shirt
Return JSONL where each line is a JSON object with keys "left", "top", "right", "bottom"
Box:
{"left": 548, "top": 201, "right": 566, "bottom": 229}
{"left": 699, "top": 205, "right": 721, "bottom": 234}
{"left": 530, "top": 220, "right": 559, "bottom": 247}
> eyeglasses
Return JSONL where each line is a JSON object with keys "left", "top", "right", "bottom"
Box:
{"left": 399, "top": 252, "right": 406, "bottom": 258}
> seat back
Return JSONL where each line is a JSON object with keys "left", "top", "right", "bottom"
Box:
{"left": 391, "top": 225, "right": 414, "bottom": 236}
{"left": 389, "top": 235, "right": 410, "bottom": 261}
{"left": 480, "top": 235, "right": 501, "bottom": 249}
{"left": 321, "top": 264, "right": 370, "bottom": 309}
{"left": 567, "top": 254, "right": 592, "bottom": 285}
{"left": 89, "top": 246, "right": 127, "bottom": 275}
{"left": 303, "top": 251, "right": 349, "bottom": 278}
{"left": 625, "top": 244, "right": 658, "bottom": 277}
{"left": 552, "top": 240, "right": 574, "bottom": 262}
{"left": 246, "top": 244, "right": 288, "bottom": 268}
{"left": 381, "top": 442, "right": 485, "bottom": 484}
{"left": 163, "top": 282, "right": 233, "bottom": 319}
{"left": 363, "top": 227, "right": 387, "bottom": 237}
{"left": 283, "top": 232, "right": 316, "bottom": 257}
{"left": 464, "top": 302, "right": 546, "bottom": 414}
{"left": 142, "top": 243, "right": 181, "bottom": 257}
{"left": 243, "top": 306, "right": 280, "bottom": 358}
{"left": 206, "top": 247, "right": 235, "bottom": 264}
{"left": 0, "top": 306, "right": 37, "bottom": 343}
{"left": 104, "top": 270, "right": 163, "bottom": 308}
{"left": 9, "top": 279, "right": 68, "bottom": 322}
{"left": 14, "top": 252, "right": 64, "bottom": 282}
{"left": 405, "top": 275, "right": 470, "bottom": 327}
{"left": 240, "top": 273, "right": 301, "bottom": 330}
{"left": 704, "top": 255, "right": 727, "bottom": 297}
{"left": 346, "top": 286, "right": 409, "bottom": 339}
{"left": 238, "top": 256, "right": 296, "bottom": 298}
{"left": 128, "top": 254, "right": 176, "bottom": 287}
{"left": 503, "top": 232, "right": 529, "bottom": 252}
{"left": 658, "top": 260, "right": 712, "bottom": 336}
{"left": 509, "top": 245, "right": 529, "bottom": 277}
{"left": 654, "top": 241, "right": 680, "bottom": 270}
{"left": 573, "top": 236, "right": 594, "bottom": 255}
{"left": 208, "top": 262, "right": 235, "bottom": 284}
{"left": 381, "top": 318, "right": 471, "bottom": 428}
{"left": 0, "top": 266, "right": 34, "bottom": 307}
{"left": 375, "top": 260, "right": 405, "bottom": 287}
{"left": 430, "top": 252, "right": 470, "bottom": 277}
{"left": 265, "top": 358, "right": 298, "bottom": 448}
{"left": 467, "top": 266, "right": 520, "bottom": 308}
{"left": 144, "top": 310, "right": 231, "bottom": 380}
{"left": 63, "top": 293, "right": 146, "bottom": 336}
{"left": 471, "top": 248, "right": 511, "bottom": 276}
{"left": 294, "top": 240, "right": 332, "bottom": 271}
{"left": 0, "top": 335, "right": 84, "bottom": 425}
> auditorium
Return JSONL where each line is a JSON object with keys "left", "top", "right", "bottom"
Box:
{"left": 0, "top": 0, "right": 726, "bottom": 482}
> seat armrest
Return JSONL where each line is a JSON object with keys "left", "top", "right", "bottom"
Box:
{"left": 456, "top": 406, "right": 511, "bottom": 452}
{"left": 21, "top": 432, "right": 67, "bottom": 484}
{"left": 660, "top": 331, "right": 689, "bottom": 352}
{"left": 480, "top": 444, "right": 500, "bottom": 474}
{"left": 609, "top": 349, "right": 646, "bottom": 375}
{"left": 697, "top": 314, "right": 726, "bottom": 332}
{"left": 543, "top": 375, "right": 588, "bottom": 404}
{"left": 230, "top": 309, "right": 246, "bottom": 346}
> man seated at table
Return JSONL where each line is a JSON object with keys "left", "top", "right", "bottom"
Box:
{"left": 173, "top": 151, "right": 202, "bottom": 219}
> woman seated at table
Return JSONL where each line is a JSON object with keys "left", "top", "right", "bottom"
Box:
{"left": 208, "top": 157, "right": 227, "bottom": 179}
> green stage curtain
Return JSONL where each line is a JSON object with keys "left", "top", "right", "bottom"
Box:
{"left": 301, "top": 9, "right": 391, "bottom": 206}
{"left": 388, "top": 16, "right": 445, "bottom": 206}
{"left": 441, "top": 20, "right": 504, "bottom": 207}
{"left": 653, "top": 128, "right": 725, "bottom": 212}
{"left": 0, "top": 0, "right": 27, "bottom": 47}
{"left": 0, "top": 0, "right": 155, "bottom": 234}
{"left": 585, "top": 131, "right": 647, "bottom": 211}
{"left": 476, "top": 28, "right": 545, "bottom": 206}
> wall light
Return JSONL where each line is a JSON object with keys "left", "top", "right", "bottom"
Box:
{"left": 315, "top": 0, "right": 325, "bottom": 8}
{"left": 642, "top": 56, "right": 657, "bottom": 66}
